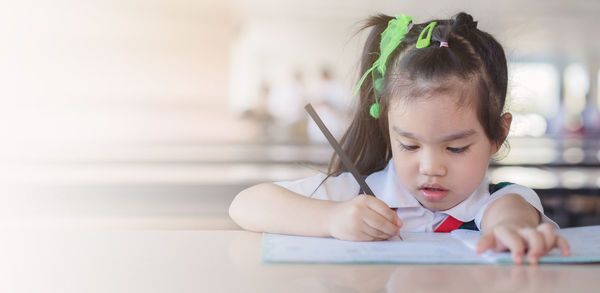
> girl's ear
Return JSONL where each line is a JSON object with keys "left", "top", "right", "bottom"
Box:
{"left": 491, "top": 113, "right": 512, "bottom": 154}
{"left": 500, "top": 113, "right": 512, "bottom": 139}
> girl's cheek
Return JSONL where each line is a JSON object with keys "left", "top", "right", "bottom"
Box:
{"left": 395, "top": 152, "right": 416, "bottom": 164}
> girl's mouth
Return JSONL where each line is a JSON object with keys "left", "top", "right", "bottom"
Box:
{"left": 419, "top": 185, "right": 449, "bottom": 201}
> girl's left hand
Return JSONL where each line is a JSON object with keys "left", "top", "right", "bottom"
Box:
{"left": 475, "top": 222, "right": 571, "bottom": 264}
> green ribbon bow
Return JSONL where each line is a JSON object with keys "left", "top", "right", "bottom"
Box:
{"left": 354, "top": 14, "right": 414, "bottom": 118}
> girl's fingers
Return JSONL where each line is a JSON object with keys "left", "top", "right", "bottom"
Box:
{"left": 359, "top": 220, "right": 390, "bottom": 241}
{"left": 518, "top": 229, "right": 545, "bottom": 265}
{"left": 353, "top": 230, "right": 383, "bottom": 242}
{"left": 362, "top": 209, "right": 400, "bottom": 237}
{"left": 475, "top": 233, "right": 495, "bottom": 253}
{"left": 536, "top": 223, "right": 556, "bottom": 250}
{"left": 365, "top": 198, "right": 403, "bottom": 229}
{"left": 495, "top": 228, "right": 526, "bottom": 264}
{"left": 476, "top": 223, "right": 572, "bottom": 265}
{"left": 536, "top": 223, "right": 571, "bottom": 256}
{"left": 556, "top": 236, "right": 571, "bottom": 256}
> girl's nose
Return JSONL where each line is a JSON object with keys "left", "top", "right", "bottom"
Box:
{"left": 418, "top": 150, "right": 447, "bottom": 177}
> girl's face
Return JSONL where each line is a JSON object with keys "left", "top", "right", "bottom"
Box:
{"left": 387, "top": 92, "right": 504, "bottom": 211}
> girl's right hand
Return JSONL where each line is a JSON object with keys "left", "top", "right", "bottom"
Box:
{"left": 328, "top": 195, "right": 402, "bottom": 241}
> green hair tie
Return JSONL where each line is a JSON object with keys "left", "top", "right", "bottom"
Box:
{"left": 416, "top": 21, "right": 437, "bottom": 49}
{"left": 354, "top": 14, "right": 414, "bottom": 119}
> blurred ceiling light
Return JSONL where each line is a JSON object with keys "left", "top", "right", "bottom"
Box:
{"left": 562, "top": 147, "right": 585, "bottom": 164}
{"left": 508, "top": 113, "right": 548, "bottom": 137}
{"left": 489, "top": 167, "right": 558, "bottom": 189}
{"left": 560, "top": 170, "right": 587, "bottom": 189}
{"left": 498, "top": 147, "right": 556, "bottom": 165}
{"left": 507, "top": 62, "right": 560, "bottom": 117}
{"left": 563, "top": 63, "right": 589, "bottom": 115}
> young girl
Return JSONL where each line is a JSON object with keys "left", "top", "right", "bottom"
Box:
{"left": 229, "top": 12, "right": 571, "bottom": 264}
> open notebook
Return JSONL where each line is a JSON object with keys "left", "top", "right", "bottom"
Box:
{"left": 261, "top": 225, "right": 600, "bottom": 264}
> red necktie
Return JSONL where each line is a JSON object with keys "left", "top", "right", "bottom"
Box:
{"left": 434, "top": 215, "right": 463, "bottom": 233}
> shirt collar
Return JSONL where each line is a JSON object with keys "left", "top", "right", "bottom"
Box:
{"left": 365, "top": 159, "right": 491, "bottom": 222}
{"left": 440, "top": 176, "right": 491, "bottom": 222}
{"left": 365, "top": 160, "right": 422, "bottom": 208}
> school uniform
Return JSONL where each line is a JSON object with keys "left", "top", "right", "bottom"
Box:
{"left": 274, "top": 159, "right": 558, "bottom": 232}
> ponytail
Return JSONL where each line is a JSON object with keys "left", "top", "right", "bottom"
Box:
{"left": 328, "top": 14, "right": 395, "bottom": 176}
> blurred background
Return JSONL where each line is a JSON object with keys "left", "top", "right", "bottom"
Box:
{"left": 1, "top": 0, "right": 599, "bottom": 229}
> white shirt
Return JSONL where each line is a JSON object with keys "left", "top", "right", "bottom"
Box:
{"left": 275, "top": 160, "right": 558, "bottom": 232}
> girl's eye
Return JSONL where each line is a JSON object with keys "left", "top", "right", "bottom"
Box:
{"left": 447, "top": 146, "right": 469, "bottom": 153}
{"left": 399, "top": 143, "right": 419, "bottom": 151}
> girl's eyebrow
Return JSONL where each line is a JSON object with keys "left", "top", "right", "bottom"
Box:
{"left": 392, "top": 126, "right": 476, "bottom": 142}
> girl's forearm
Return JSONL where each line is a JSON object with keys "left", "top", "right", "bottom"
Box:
{"left": 480, "top": 193, "right": 540, "bottom": 231}
{"left": 229, "top": 183, "right": 336, "bottom": 237}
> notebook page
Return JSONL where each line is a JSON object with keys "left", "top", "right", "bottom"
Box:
{"left": 261, "top": 232, "right": 488, "bottom": 264}
{"left": 541, "top": 225, "right": 600, "bottom": 263}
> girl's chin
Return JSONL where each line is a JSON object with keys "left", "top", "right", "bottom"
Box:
{"left": 415, "top": 194, "right": 459, "bottom": 211}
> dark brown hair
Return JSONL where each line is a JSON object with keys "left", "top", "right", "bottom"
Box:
{"left": 328, "top": 12, "right": 509, "bottom": 177}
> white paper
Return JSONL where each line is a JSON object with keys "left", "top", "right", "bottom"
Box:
{"left": 261, "top": 225, "right": 600, "bottom": 264}
{"left": 262, "top": 231, "right": 486, "bottom": 264}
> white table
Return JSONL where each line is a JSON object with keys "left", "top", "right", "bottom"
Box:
{"left": 2, "top": 229, "right": 599, "bottom": 293}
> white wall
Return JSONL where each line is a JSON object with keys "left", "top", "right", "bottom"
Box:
{"left": 228, "top": 17, "right": 366, "bottom": 114}
{"left": 0, "top": 0, "right": 257, "bottom": 163}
